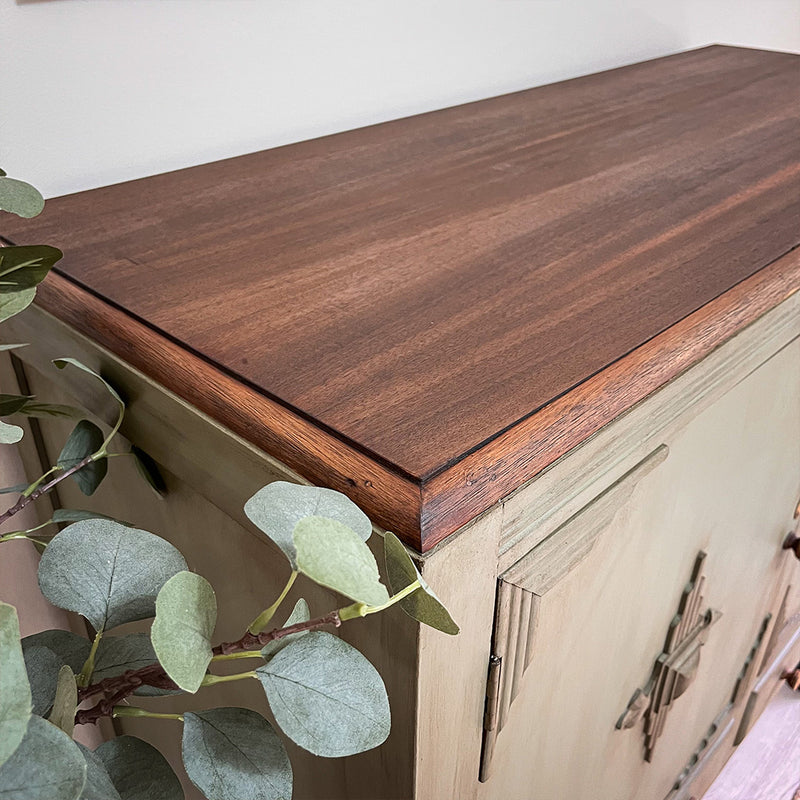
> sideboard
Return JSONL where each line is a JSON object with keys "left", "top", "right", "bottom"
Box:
{"left": 2, "top": 44, "right": 799, "bottom": 800}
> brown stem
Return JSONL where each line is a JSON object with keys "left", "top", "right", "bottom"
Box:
{"left": 75, "top": 610, "right": 342, "bottom": 726}
{"left": 0, "top": 454, "right": 95, "bottom": 529}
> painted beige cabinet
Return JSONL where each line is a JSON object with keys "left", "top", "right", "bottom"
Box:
{"left": 2, "top": 44, "right": 799, "bottom": 800}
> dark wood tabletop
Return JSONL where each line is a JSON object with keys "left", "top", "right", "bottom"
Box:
{"left": 3, "top": 45, "right": 799, "bottom": 551}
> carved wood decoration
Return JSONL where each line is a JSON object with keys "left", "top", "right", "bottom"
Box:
{"left": 617, "top": 552, "right": 721, "bottom": 762}
{"left": 479, "top": 446, "right": 670, "bottom": 781}
{"left": 664, "top": 707, "right": 735, "bottom": 800}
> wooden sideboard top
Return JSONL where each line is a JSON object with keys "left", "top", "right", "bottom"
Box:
{"left": 3, "top": 45, "right": 799, "bottom": 552}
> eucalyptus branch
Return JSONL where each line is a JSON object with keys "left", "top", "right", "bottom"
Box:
{"left": 0, "top": 454, "right": 94, "bottom": 529}
{"left": 217, "top": 608, "right": 340, "bottom": 655}
{"left": 74, "top": 610, "right": 343, "bottom": 725}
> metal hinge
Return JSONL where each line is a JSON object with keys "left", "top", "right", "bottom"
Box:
{"left": 478, "top": 655, "right": 502, "bottom": 782}
{"left": 483, "top": 655, "right": 502, "bottom": 732}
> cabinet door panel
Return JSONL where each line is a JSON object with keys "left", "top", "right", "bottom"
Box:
{"left": 479, "top": 338, "right": 800, "bottom": 800}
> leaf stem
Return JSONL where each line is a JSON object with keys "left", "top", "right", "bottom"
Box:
{"left": 112, "top": 706, "right": 184, "bottom": 722}
{"left": 248, "top": 570, "right": 298, "bottom": 634}
{"left": 22, "top": 465, "right": 60, "bottom": 497}
{"left": 77, "top": 630, "right": 103, "bottom": 688}
{"left": 200, "top": 671, "right": 257, "bottom": 687}
{"left": 0, "top": 454, "right": 94, "bottom": 529}
{"left": 210, "top": 650, "right": 265, "bottom": 663}
{"left": 340, "top": 580, "right": 422, "bottom": 620}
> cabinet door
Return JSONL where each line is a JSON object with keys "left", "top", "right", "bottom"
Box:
{"left": 479, "top": 338, "right": 800, "bottom": 800}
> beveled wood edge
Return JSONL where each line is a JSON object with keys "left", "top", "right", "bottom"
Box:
{"left": 420, "top": 247, "right": 800, "bottom": 550}
{"left": 502, "top": 445, "right": 670, "bottom": 594}
{"left": 32, "top": 273, "right": 423, "bottom": 546}
{"left": 29, "top": 249, "right": 800, "bottom": 554}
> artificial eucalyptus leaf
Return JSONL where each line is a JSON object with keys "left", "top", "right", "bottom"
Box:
{"left": 0, "top": 412, "right": 25, "bottom": 443}
{"left": 0, "top": 419, "right": 23, "bottom": 443}
{"left": 18, "top": 402, "right": 84, "bottom": 420}
{"left": 0, "top": 483, "right": 27, "bottom": 495}
{"left": 260, "top": 598, "right": 310, "bottom": 660}
{"left": 384, "top": 532, "right": 459, "bottom": 635}
{"left": 0, "top": 288, "right": 36, "bottom": 323}
{"left": 21, "top": 644, "right": 63, "bottom": 716}
{"left": 244, "top": 481, "right": 372, "bottom": 568}
{"left": 22, "top": 629, "right": 92, "bottom": 674}
{"left": 0, "top": 603, "right": 32, "bottom": 768}
{"left": 257, "top": 631, "right": 390, "bottom": 757}
{"left": 0, "top": 343, "right": 28, "bottom": 352}
{"left": 0, "top": 715, "right": 87, "bottom": 800}
{"left": 294, "top": 516, "right": 389, "bottom": 606}
{"left": 53, "top": 358, "right": 124, "bottom": 410}
{"left": 77, "top": 744, "right": 122, "bottom": 800}
{"left": 130, "top": 446, "right": 167, "bottom": 497}
{"left": 52, "top": 508, "right": 133, "bottom": 527}
{"left": 182, "top": 707, "right": 292, "bottom": 800}
{"left": 0, "top": 394, "right": 33, "bottom": 416}
{"left": 47, "top": 665, "right": 77, "bottom": 737}
{"left": 0, "top": 245, "right": 61, "bottom": 292}
{"left": 57, "top": 420, "right": 107, "bottom": 495}
{"left": 151, "top": 571, "right": 216, "bottom": 693}
{"left": 0, "top": 168, "right": 6, "bottom": 176}
{"left": 96, "top": 736, "right": 182, "bottom": 800}
{"left": 37, "top": 519, "right": 188, "bottom": 632}
{"left": 93, "top": 633, "right": 179, "bottom": 696}
{"left": 0, "top": 176, "right": 45, "bottom": 218}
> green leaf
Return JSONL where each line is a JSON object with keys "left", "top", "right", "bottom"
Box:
{"left": 77, "top": 744, "right": 122, "bottom": 800}
{"left": 17, "top": 402, "right": 84, "bottom": 420}
{"left": 257, "top": 631, "right": 390, "bottom": 757}
{"left": 0, "top": 603, "right": 32, "bottom": 768}
{"left": 182, "top": 707, "right": 292, "bottom": 800}
{"left": 52, "top": 508, "right": 133, "bottom": 527}
{"left": 57, "top": 420, "right": 107, "bottom": 496}
{"left": 0, "top": 483, "right": 28, "bottom": 495}
{"left": 47, "top": 665, "right": 77, "bottom": 738}
{"left": 22, "top": 645, "right": 63, "bottom": 716}
{"left": 0, "top": 343, "right": 28, "bottom": 352}
{"left": 384, "top": 532, "right": 459, "bottom": 635}
{"left": 0, "top": 394, "right": 33, "bottom": 416}
{"left": 0, "top": 177, "right": 45, "bottom": 218}
{"left": 96, "top": 736, "right": 182, "bottom": 800}
{"left": 37, "top": 519, "right": 188, "bottom": 632}
{"left": 93, "top": 633, "right": 179, "bottom": 697}
{"left": 22, "top": 630, "right": 92, "bottom": 674}
{"left": 0, "top": 419, "right": 23, "bottom": 444}
{"left": 0, "top": 288, "right": 36, "bottom": 323}
{"left": 0, "top": 245, "right": 62, "bottom": 291}
{"left": 130, "top": 446, "right": 167, "bottom": 497}
{"left": 21, "top": 632, "right": 91, "bottom": 714}
{"left": 52, "top": 359, "right": 125, "bottom": 449}
{"left": 0, "top": 716, "right": 87, "bottom": 800}
{"left": 244, "top": 481, "right": 372, "bottom": 568}
{"left": 260, "top": 598, "right": 310, "bottom": 661}
{"left": 151, "top": 571, "right": 216, "bottom": 693}
{"left": 293, "top": 516, "right": 389, "bottom": 606}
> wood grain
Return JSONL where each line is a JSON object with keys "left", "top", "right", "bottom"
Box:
{"left": 2, "top": 45, "right": 798, "bottom": 551}
{"left": 702, "top": 686, "right": 800, "bottom": 800}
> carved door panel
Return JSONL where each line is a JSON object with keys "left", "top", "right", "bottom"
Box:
{"left": 478, "top": 338, "right": 800, "bottom": 800}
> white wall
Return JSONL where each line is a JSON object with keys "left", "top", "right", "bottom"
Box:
{"left": 2, "top": 0, "right": 798, "bottom": 198}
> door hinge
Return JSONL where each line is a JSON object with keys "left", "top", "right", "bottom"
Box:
{"left": 483, "top": 655, "right": 503, "bottom": 732}
{"left": 479, "top": 654, "right": 503, "bottom": 782}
